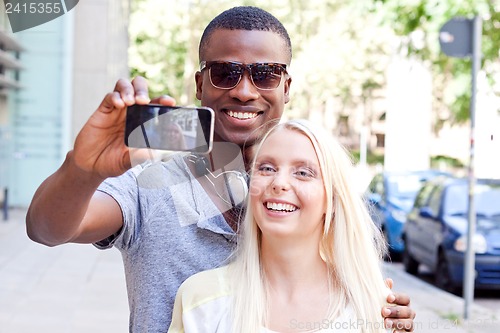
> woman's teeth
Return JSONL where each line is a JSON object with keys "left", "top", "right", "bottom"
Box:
{"left": 266, "top": 202, "right": 297, "bottom": 212}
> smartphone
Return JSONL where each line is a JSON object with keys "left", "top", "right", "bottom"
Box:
{"left": 125, "top": 104, "right": 214, "bottom": 154}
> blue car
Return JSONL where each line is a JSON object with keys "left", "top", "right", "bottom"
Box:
{"left": 403, "top": 177, "right": 500, "bottom": 292}
{"left": 365, "top": 170, "right": 450, "bottom": 258}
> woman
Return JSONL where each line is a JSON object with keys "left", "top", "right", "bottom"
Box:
{"left": 169, "top": 119, "right": 392, "bottom": 333}
{"left": 161, "top": 122, "right": 188, "bottom": 151}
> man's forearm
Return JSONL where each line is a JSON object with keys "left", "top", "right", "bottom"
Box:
{"left": 26, "top": 151, "right": 105, "bottom": 246}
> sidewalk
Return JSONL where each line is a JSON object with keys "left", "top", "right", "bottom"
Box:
{"left": 383, "top": 264, "right": 500, "bottom": 333}
{"left": 1, "top": 208, "right": 499, "bottom": 332}
{"left": 0, "top": 209, "right": 129, "bottom": 333}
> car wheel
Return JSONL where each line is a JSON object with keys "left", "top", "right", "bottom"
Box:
{"left": 402, "top": 241, "right": 419, "bottom": 275}
{"left": 435, "top": 253, "right": 458, "bottom": 294}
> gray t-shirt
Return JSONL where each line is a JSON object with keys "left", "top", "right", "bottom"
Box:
{"left": 95, "top": 154, "right": 237, "bottom": 332}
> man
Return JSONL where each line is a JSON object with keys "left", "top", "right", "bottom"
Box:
{"left": 26, "top": 6, "right": 415, "bottom": 333}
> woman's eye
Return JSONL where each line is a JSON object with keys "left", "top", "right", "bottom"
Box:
{"left": 256, "top": 164, "right": 275, "bottom": 173}
{"left": 296, "top": 169, "right": 314, "bottom": 178}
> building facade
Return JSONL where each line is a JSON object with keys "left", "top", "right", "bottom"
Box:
{"left": 1, "top": 0, "right": 130, "bottom": 208}
{"left": 0, "top": 8, "right": 23, "bottom": 212}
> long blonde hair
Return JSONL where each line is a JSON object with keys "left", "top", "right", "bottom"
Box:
{"left": 229, "top": 119, "right": 388, "bottom": 333}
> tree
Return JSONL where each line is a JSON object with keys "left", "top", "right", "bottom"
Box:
{"left": 129, "top": 0, "right": 237, "bottom": 102}
{"left": 130, "top": 0, "right": 437, "bottom": 149}
{"left": 373, "top": 0, "right": 500, "bottom": 125}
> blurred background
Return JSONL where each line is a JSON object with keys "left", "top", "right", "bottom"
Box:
{"left": 0, "top": 1, "right": 499, "bottom": 332}
{"left": 0, "top": 0, "right": 498, "bottom": 208}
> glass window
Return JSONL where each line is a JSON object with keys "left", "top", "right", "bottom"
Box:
{"left": 443, "top": 183, "right": 500, "bottom": 219}
{"left": 428, "top": 186, "right": 444, "bottom": 217}
{"left": 386, "top": 174, "right": 425, "bottom": 199}
{"left": 413, "top": 183, "right": 436, "bottom": 209}
{"left": 476, "top": 184, "right": 500, "bottom": 218}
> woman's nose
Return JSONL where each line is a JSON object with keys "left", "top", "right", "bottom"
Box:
{"left": 271, "top": 172, "right": 290, "bottom": 193}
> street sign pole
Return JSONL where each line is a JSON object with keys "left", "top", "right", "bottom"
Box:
{"left": 439, "top": 15, "right": 483, "bottom": 320}
{"left": 463, "top": 15, "right": 482, "bottom": 320}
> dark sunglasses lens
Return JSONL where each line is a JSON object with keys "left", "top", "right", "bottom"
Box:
{"left": 210, "top": 63, "right": 242, "bottom": 89}
{"left": 251, "top": 64, "right": 283, "bottom": 89}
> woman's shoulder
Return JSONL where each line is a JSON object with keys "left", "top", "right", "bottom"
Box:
{"left": 177, "top": 266, "right": 231, "bottom": 309}
{"left": 170, "top": 266, "right": 233, "bottom": 332}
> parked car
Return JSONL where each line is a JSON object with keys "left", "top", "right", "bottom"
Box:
{"left": 402, "top": 177, "right": 500, "bottom": 292}
{"left": 365, "top": 170, "right": 450, "bottom": 258}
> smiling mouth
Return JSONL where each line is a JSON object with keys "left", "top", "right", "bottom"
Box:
{"left": 225, "top": 110, "right": 260, "bottom": 120}
{"left": 266, "top": 202, "right": 298, "bottom": 212}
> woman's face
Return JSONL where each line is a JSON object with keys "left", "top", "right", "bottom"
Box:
{"left": 165, "top": 124, "right": 182, "bottom": 141}
{"left": 250, "top": 128, "right": 326, "bottom": 241}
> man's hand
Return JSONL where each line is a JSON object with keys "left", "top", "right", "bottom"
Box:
{"left": 26, "top": 77, "right": 177, "bottom": 246}
{"left": 382, "top": 278, "right": 416, "bottom": 332}
{"left": 73, "top": 76, "right": 176, "bottom": 179}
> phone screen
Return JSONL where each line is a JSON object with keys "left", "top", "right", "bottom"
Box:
{"left": 125, "top": 104, "right": 214, "bottom": 154}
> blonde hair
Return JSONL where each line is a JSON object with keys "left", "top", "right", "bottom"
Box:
{"left": 229, "top": 119, "right": 388, "bottom": 333}
{"left": 162, "top": 122, "right": 187, "bottom": 150}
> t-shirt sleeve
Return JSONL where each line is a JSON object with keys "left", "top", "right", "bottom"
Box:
{"left": 93, "top": 166, "right": 143, "bottom": 250}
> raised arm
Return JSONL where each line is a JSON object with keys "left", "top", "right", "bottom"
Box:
{"left": 26, "top": 77, "right": 175, "bottom": 246}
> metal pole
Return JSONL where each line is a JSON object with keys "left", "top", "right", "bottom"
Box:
{"left": 463, "top": 15, "right": 482, "bottom": 320}
{"left": 2, "top": 188, "right": 7, "bottom": 221}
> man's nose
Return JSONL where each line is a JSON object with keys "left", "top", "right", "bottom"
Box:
{"left": 228, "top": 71, "right": 259, "bottom": 102}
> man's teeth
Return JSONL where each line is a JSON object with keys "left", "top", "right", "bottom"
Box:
{"left": 266, "top": 202, "right": 297, "bottom": 212}
{"left": 227, "top": 111, "right": 258, "bottom": 119}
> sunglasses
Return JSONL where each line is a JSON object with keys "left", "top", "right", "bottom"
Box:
{"left": 200, "top": 61, "right": 288, "bottom": 90}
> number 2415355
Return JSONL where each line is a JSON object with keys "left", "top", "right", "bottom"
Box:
{"left": 6, "top": 2, "right": 62, "bottom": 14}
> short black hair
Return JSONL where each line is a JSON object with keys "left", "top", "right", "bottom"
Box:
{"left": 199, "top": 6, "right": 292, "bottom": 63}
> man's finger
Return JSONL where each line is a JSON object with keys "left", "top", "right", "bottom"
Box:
{"left": 383, "top": 305, "right": 416, "bottom": 319}
{"left": 114, "top": 78, "right": 136, "bottom": 105}
{"left": 150, "top": 95, "right": 176, "bottom": 106}
{"left": 98, "top": 92, "right": 126, "bottom": 113}
{"left": 131, "top": 76, "right": 151, "bottom": 104}
{"left": 388, "top": 291, "right": 411, "bottom": 307}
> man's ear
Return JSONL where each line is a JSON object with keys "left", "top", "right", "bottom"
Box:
{"left": 195, "top": 71, "right": 203, "bottom": 101}
{"left": 283, "top": 75, "right": 292, "bottom": 104}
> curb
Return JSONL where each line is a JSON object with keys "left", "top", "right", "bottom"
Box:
{"left": 383, "top": 263, "right": 499, "bottom": 333}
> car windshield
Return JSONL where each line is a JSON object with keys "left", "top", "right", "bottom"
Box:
{"left": 444, "top": 183, "right": 500, "bottom": 219}
{"left": 386, "top": 174, "right": 426, "bottom": 199}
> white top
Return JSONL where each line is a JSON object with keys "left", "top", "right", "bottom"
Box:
{"left": 168, "top": 266, "right": 362, "bottom": 333}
